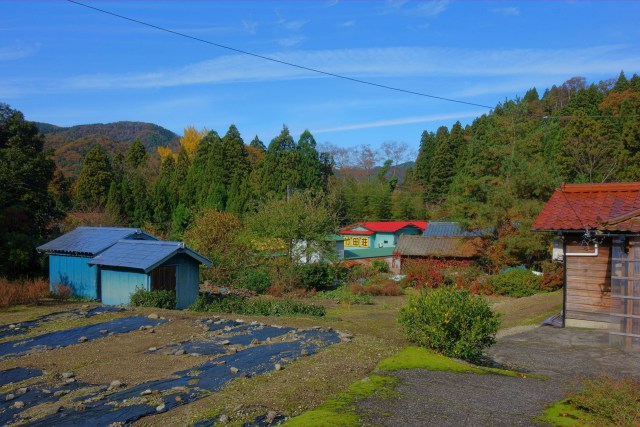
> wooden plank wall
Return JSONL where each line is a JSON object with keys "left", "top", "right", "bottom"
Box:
{"left": 565, "top": 238, "right": 612, "bottom": 323}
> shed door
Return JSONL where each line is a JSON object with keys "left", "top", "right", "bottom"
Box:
{"left": 151, "top": 266, "right": 176, "bottom": 292}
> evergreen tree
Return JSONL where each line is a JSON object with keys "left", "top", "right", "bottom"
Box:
{"left": 74, "top": 144, "right": 113, "bottom": 210}
{"left": 613, "top": 70, "right": 629, "bottom": 92}
{"left": 0, "top": 103, "right": 60, "bottom": 276}
{"left": 426, "top": 126, "right": 453, "bottom": 202}
{"left": 125, "top": 138, "right": 147, "bottom": 169}
{"left": 413, "top": 131, "right": 436, "bottom": 186}
{"left": 297, "top": 129, "right": 323, "bottom": 191}
{"left": 261, "top": 126, "right": 300, "bottom": 196}
{"left": 249, "top": 135, "right": 266, "bottom": 151}
{"left": 523, "top": 87, "right": 540, "bottom": 102}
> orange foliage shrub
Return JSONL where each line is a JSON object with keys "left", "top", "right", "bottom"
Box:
{"left": 540, "top": 261, "right": 564, "bottom": 292}
{"left": 0, "top": 278, "right": 49, "bottom": 308}
{"left": 55, "top": 284, "right": 73, "bottom": 301}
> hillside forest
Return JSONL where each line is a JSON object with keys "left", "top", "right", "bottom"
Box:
{"left": 2, "top": 71, "right": 640, "bottom": 283}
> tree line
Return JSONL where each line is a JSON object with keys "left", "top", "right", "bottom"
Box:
{"left": 1, "top": 71, "right": 639, "bottom": 276}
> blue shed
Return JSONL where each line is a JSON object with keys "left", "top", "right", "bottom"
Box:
{"left": 37, "top": 227, "right": 157, "bottom": 299}
{"left": 88, "top": 240, "right": 211, "bottom": 309}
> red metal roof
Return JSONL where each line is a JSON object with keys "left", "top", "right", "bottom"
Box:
{"left": 339, "top": 221, "right": 427, "bottom": 234}
{"left": 532, "top": 182, "right": 640, "bottom": 231}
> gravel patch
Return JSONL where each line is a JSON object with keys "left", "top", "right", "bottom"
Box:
{"left": 358, "top": 326, "right": 640, "bottom": 426}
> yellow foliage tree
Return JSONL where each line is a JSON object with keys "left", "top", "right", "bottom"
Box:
{"left": 180, "top": 125, "right": 206, "bottom": 158}
{"left": 157, "top": 145, "right": 177, "bottom": 163}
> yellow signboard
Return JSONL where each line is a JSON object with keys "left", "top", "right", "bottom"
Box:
{"left": 344, "top": 235, "right": 370, "bottom": 248}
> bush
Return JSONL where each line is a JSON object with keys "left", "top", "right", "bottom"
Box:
{"left": 130, "top": 287, "right": 176, "bottom": 309}
{"left": 398, "top": 286, "right": 500, "bottom": 363}
{"left": 53, "top": 284, "right": 72, "bottom": 301}
{"left": 370, "top": 259, "right": 389, "bottom": 273}
{"left": 349, "top": 278, "right": 403, "bottom": 296}
{"left": 237, "top": 268, "right": 272, "bottom": 294}
{"left": 190, "top": 294, "right": 326, "bottom": 317}
{"left": 346, "top": 263, "right": 379, "bottom": 283}
{"left": 487, "top": 268, "right": 543, "bottom": 297}
{"left": 0, "top": 277, "right": 49, "bottom": 308}
{"left": 567, "top": 375, "right": 640, "bottom": 426}
{"left": 540, "top": 261, "right": 563, "bottom": 292}
{"left": 294, "top": 263, "right": 335, "bottom": 291}
{"left": 403, "top": 258, "right": 472, "bottom": 289}
{"left": 317, "top": 287, "right": 373, "bottom": 305}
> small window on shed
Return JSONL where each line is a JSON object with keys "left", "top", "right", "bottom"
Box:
{"left": 151, "top": 266, "right": 176, "bottom": 292}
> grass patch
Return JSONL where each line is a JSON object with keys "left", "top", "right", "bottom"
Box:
{"left": 283, "top": 375, "right": 399, "bottom": 427}
{"left": 539, "top": 400, "right": 592, "bottom": 427}
{"left": 317, "top": 288, "right": 373, "bottom": 305}
{"left": 541, "top": 375, "right": 640, "bottom": 427}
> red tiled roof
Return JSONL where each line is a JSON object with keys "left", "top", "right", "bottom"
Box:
{"left": 532, "top": 182, "right": 640, "bottom": 231}
{"left": 339, "top": 221, "right": 427, "bottom": 234}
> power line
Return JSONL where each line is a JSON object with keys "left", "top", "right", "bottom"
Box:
{"left": 66, "top": 0, "right": 494, "bottom": 110}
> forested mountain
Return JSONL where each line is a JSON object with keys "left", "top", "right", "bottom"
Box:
{"left": 36, "top": 121, "right": 180, "bottom": 177}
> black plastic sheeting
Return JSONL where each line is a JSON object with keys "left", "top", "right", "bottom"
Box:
{"left": 194, "top": 413, "right": 287, "bottom": 427}
{"left": 0, "top": 306, "right": 123, "bottom": 340}
{"left": 242, "top": 413, "right": 288, "bottom": 426}
{"left": 152, "top": 319, "right": 293, "bottom": 356}
{"left": 0, "top": 367, "right": 42, "bottom": 388}
{"left": 0, "top": 368, "right": 87, "bottom": 426}
{"left": 0, "top": 315, "right": 166, "bottom": 360}
{"left": 6, "top": 321, "right": 340, "bottom": 426}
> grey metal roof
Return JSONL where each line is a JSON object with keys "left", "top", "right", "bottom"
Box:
{"left": 37, "top": 227, "right": 155, "bottom": 255}
{"left": 88, "top": 240, "right": 211, "bottom": 273}
{"left": 423, "top": 222, "right": 494, "bottom": 237}
{"left": 395, "top": 235, "right": 481, "bottom": 259}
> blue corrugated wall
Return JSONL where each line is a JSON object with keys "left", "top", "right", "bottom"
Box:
{"left": 161, "top": 254, "right": 200, "bottom": 309}
{"left": 101, "top": 269, "right": 149, "bottom": 306}
{"left": 49, "top": 255, "right": 98, "bottom": 299}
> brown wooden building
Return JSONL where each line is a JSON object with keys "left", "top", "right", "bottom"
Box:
{"left": 533, "top": 183, "right": 640, "bottom": 348}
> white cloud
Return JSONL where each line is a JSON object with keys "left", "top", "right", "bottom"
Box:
{"left": 415, "top": 0, "right": 450, "bottom": 17}
{"left": 277, "top": 36, "right": 305, "bottom": 47}
{"left": 284, "top": 20, "right": 308, "bottom": 31}
{"left": 339, "top": 20, "right": 356, "bottom": 27}
{"left": 242, "top": 20, "right": 257, "bottom": 35}
{"left": 492, "top": 7, "right": 520, "bottom": 16}
{"left": 312, "top": 111, "right": 484, "bottom": 133}
{"left": 325, "top": 0, "right": 339, "bottom": 7}
{"left": 0, "top": 43, "right": 40, "bottom": 61}
{"left": 50, "top": 45, "right": 639, "bottom": 92}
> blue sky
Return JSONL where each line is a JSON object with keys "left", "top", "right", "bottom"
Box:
{"left": 2, "top": 1, "right": 639, "bottom": 157}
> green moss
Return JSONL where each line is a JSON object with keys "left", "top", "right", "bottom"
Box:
{"left": 537, "top": 399, "right": 592, "bottom": 426}
{"left": 376, "top": 346, "right": 545, "bottom": 379}
{"left": 283, "top": 375, "right": 398, "bottom": 427}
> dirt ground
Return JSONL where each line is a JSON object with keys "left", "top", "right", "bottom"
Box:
{"left": 0, "top": 292, "right": 563, "bottom": 426}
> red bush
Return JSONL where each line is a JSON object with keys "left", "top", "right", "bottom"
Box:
{"left": 403, "top": 258, "right": 472, "bottom": 289}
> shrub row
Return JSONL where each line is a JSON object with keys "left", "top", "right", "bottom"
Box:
{"left": 190, "top": 294, "right": 326, "bottom": 317}
{"left": 130, "top": 287, "right": 177, "bottom": 309}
